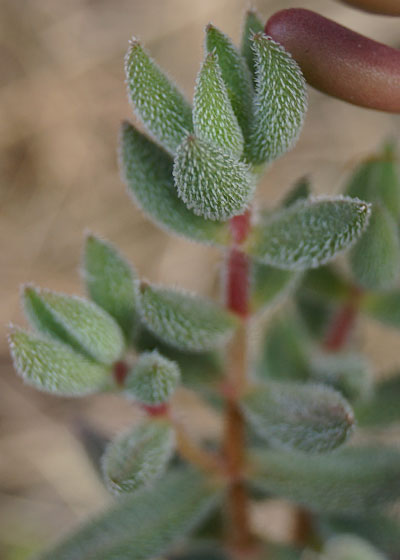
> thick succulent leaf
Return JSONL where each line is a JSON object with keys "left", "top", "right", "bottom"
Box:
{"left": 193, "top": 51, "right": 243, "bottom": 157}
{"left": 173, "top": 135, "right": 254, "bottom": 221}
{"left": 350, "top": 204, "right": 400, "bottom": 291}
{"left": 241, "top": 10, "right": 264, "bottom": 80}
{"left": 256, "top": 313, "right": 310, "bottom": 381}
{"left": 246, "top": 197, "right": 371, "bottom": 270}
{"left": 124, "top": 351, "right": 180, "bottom": 405}
{"left": 124, "top": 40, "right": 192, "bottom": 155}
{"left": 102, "top": 419, "right": 175, "bottom": 495}
{"left": 356, "top": 374, "right": 400, "bottom": 426}
{"left": 23, "top": 286, "right": 125, "bottom": 365}
{"left": 361, "top": 291, "right": 400, "bottom": 327}
{"left": 139, "top": 284, "right": 237, "bottom": 352}
{"left": 250, "top": 446, "right": 400, "bottom": 514}
{"left": 120, "top": 122, "right": 229, "bottom": 245}
{"left": 322, "top": 535, "right": 386, "bottom": 560}
{"left": 8, "top": 329, "right": 110, "bottom": 396}
{"left": 246, "top": 33, "right": 307, "bottom": 165}
{"left": 250, "top": 261, "right": 300, "bottom": 313}
{"left": 310, "top": 351, "right": 372, "bottom": 402}
{"left": 83, "top": 234, "right": 140, "bottom": 340}
{"left": 37, "top": 468, "right": 220, "bottom": 560}
{"left": 205, "top": 24, "right": 253, "bottom": 140}
{"left": 345, "top": 143, "right": 400, "bottom": 221}
{"left": 241, "top": 382, "right": 354, "bottom": 453}
{"left": 282, "top": 176, "right": 310, "bottom": 208}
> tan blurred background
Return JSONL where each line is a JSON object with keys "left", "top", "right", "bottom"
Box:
{"left": 0, "top": 0, "right": 400, "bottom": 557}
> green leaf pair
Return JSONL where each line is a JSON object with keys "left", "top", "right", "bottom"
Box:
{"left": 9, "top": 285, "right": 126, "bottom": 396}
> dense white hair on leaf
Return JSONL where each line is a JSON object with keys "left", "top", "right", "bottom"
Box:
{"left": 173, "top": 134, "right": 255, "bottom": 221}
{"left": 246, "top": 33, "right": 308, "bottom": 165}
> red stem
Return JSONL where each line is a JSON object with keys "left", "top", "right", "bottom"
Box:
{"left": 323, "top": 287, "right": 363, "bottom": 351}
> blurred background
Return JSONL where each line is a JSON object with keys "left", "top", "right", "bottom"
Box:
{"left": 0, "top": 0, "right": 399, "bottom": 557}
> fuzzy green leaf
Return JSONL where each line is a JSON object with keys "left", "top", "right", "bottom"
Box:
{"left": 83, "top": 234, "right": 140, "bottom": 340}
{"left": 23, "top": 286, "right": 125, "bottom": 365}
{"left": 241, "top": 10, "right": 264, "bottom": 80}
{"left": 125, "top": 40, "right": 192, "bottom": 155}
{"left": 242, "top": 382, "right": 354, "bottom": 453}
{"left": 124, "top": 351, "right": 180, "bottom": 405}
{"left": 345, "top": 142, "right": 400, "bottom": 221}
{"left": 356, "top": 374, "right": 400, "bottom": 426}
{"left": 173, "top": 135, "right": 254, "bottom": 221}
{"left": 193, "top": 51, "right": 243, "bottom": 157}
{"left": 139, "top": 284, "right": 237, "bottom": 352}
{"left": 322, "top": 535, "right": 386, "bottom": 560}
{"left": 102, "top": 419, "right": 175, "bottom": 496}
{"left": 120, "top": 122, "right": 229, "bottom": 245}
{"left": 310, "top": 352, "right": 372, "bottom": 403}
{"left": 8, "top": 329, "right": 110, "bottom": 396}
{"left": 205, "top": 24, "right": 253, "bottom": 140}
{"left": 37, "top": 468, "right": 220, "bottom": 560}
{"left": 250, "top": 446, "right": 400, "bottom": 514}
{"left": 250, "top": 262, "right": 300, "bottom": 313}
{"left": 361, "top": 291, "right": 400, "bottom": 328}
{"left": 246, "top": 33, "right": 307, "bottom": 165}
{"left": 246, "top": 197, "right": 371, "bottom": 270}
{"left": 350, "top": 204, "right": 400, "bottom": 291}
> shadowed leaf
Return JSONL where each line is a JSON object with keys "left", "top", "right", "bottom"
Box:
{"left": 356, "top": 374, "right": 400, "bottom": 426}
{"left": 241, "top": 10, "right": 264, "bottom": 81}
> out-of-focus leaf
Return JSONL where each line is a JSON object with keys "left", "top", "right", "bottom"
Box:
{"left": 124, "top": 351, "right": 180, "bottom": 405}
{"left": 241, "top": 382, "right": 354, "bottom": 453}
{"left": 205, "top": 24, "right": 253, "bottom": 140}
{"left": 38, "top": 469, "right": 220, "bottom": 560}
{"left": 23, "top": 286, "right": 125, "bottom": 365}
{"left": 281, "top": 176, "right": 311, "bottom": 208}
{"left": 102, "top": 420, "right": 175, "bottom": 496}
{"left": 350, "top": 204, "right": 400, "bottom": 291}
{"left": 241, "top": 10, "right": 264, "bottom": 81}
{"left": 361, "top": 291, "right": 400, "bottom": 327}
{"left": 125, "top": 39, "right": 192, "bottom": 155}
{"left": 139, "top": 283, "right": 237, "bottom": 352}
{"left": 246, "top": 197, "right": 371, "bottom": 270}
{"left": 356, "top": 374, "right": 400, "bottom": 426}
{"left": 120, "top": 122, "right": 229, "bottom": 245}
{"left": 296, "top": 293, "right": 335, "bottom": 340}
{"left": 250, "top": 446, "right": 400, "bottom": 514}
{"left": 83, "top": 234, "right": 140, "bottom": 340}
{"left": 173, "top": 134, "right": 254, "bottom": 221}
{"left": 193, "top": 51, "right": 243, "bottom": 157}
{"left": 246, "top": 33, "right": 307, "bottom": 165}
{"left": 300, "top": 266, "right": 352, "bottom": 303}
{"left": 9, "top": 329, "right": 110, "bottom": 396}
{"left": 168, "top": 544, "right": 229, "bottom": 560}
{"left": 322, "top": 534, "right": 386, "bottom": 560}
{"left": 310, "top": 351, "right": 372, "bottom": 402}
{"left": 250, "top": 262, "right": 300, "bottom": 313}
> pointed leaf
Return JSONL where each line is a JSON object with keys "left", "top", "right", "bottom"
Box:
{"left": 241, "top": 10, "right": 264, "bottom": 80}
{"left": 205, "top": 24, "right": 253, "bottom": 140}
{"left": 361, "top": 291, "right": 400, "bottom": 328}
{"left": 242, "top": 382, "right": 354, "bottom": 453}
{"left": 246, "top": 197, "right": 371, "bottom": 270}
{"left": 125, "top": 39, "right": 192, "bottom": 155}
{"left": 139, "top": 283, "right": 237, "bottom": 352}
{"left": 23, "top": 286, "right": 125, "bottom": 365}
{"left": 83, "top": 234, "right": 140, "bottom": 340}
{"left": 8, "top": 329, "right": 110, "bottom": 396}
{"left": 120, "top": 122, "right": 229, "bottom": 245}
{"left": 350, "top": 204, "right": 400, "bottom": 291}
{"left": 193, "top": 51, "right": 243, "bottom": 157}
{"left": 37, "top": 468, "right": 220, "bottom": 560}
{"left": 356, "top": 374, "right": 400, "bottom": 426}
{"left": 250, "top": 445, "right": 400, "bottom": 514}
{"left": 310, "top": 351, "right": 372, "bottom": 402}
{"left": 323, "top": 535, "right": 386, "bottom": 560}
{"left": 346, "top": 142, "right": 400, "bottom": 221}
{"left": 250, "top": 261, "right": 300, "bottom": 313}
{"left": 124, "top": 351, "right": 180, "bottom": 405}
{"left": 173, "top": 134, "right": 254, "bottom": 221}
{"left": 246, "top": 33, "right": 307, "bottom": 165}
{"left": 102, "top": 419, "right": 175, "bottom": 496}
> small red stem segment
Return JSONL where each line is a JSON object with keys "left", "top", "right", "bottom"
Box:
{"left": 113, "top": 360, "right": 129, "bottom": 386}
{"left": 141, "top": 403, "right": 170, "bottom": 417}
{"left": 226, "top": 249, "right": 250, "bottom": 318}
{"left": 323, "top": 287, "right": 363, "bottom": 352}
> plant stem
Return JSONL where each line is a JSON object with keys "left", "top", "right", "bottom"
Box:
{"left": 323, "top": 286, "right": 362, "bottom": 351}
{"left": 222, "top": 213, "right": 253, "bottom": 553}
